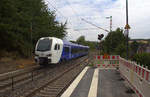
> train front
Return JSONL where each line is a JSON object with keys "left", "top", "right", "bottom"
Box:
{"left": 34, "top": 37, "right": 53, "bottom": 65}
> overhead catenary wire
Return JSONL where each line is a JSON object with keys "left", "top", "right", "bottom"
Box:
{"left": 74, "top": 28, "right": 99, "bottom": 31}
{"left": 52, "top": 0, "right": 84, "bottom": 34}
{"left": 65, "top": 0, "right": 82, "bottom": 22}
{"left": 45, "top": 0, "right": 83, "bottom": 40}
{"left": 64, "top": 0, "right": 92, "bottom": 36}
{"left": 46, "top": 1, "right": 66, "bottom": 19}
{"left": 45, "top": 0, "right": 74, "bottom": 29}
{"left": 81, "top": 18, "right": 110, "bottom": 33}
{"left": 65, "top": 0, "right": 109, "bottom": 33}
{"left": 46, "top": 0, "right": 99, "bottom": 35}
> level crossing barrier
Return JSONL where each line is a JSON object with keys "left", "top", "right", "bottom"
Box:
{"left": 93, "top": 55, "right": 120, "bottom": 68}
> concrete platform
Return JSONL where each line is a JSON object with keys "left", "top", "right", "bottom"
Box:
{"left": 61, "top": 66, "right": 136, "bottom": 97}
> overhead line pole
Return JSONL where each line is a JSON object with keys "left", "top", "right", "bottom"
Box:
{"left": 126, "top": 0, "right": 129, "bottom": 60}
{"left": 125, "top": 0, "right": 130, "bottom": 60}
{"left": 106, "top": 16, "right": 112, "bottom": 54}
{"left": 106, "top": 16, "right": 112, "bottom": 32}
{"left": 110, "top": 16, "right": 112, "bottom": 32}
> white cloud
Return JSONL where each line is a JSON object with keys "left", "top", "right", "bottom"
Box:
{"left": 45, "top": 0, "right": 150, "bottom": 41}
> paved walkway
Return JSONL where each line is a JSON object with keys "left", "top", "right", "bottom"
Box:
{"left": 61, "top": 66, "right": 136, "bottom": 97}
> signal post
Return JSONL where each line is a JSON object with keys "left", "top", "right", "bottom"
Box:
{"left": 98, "top": 34, "right": 104, "bottom": 54}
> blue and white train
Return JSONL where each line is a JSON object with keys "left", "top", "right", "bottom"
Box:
{"left": 34, "top": 37, "right": 89, "bottom": 65}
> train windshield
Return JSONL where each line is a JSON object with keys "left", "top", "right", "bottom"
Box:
{"left": 37, "top": 39, "right": 52, "bottom": 51}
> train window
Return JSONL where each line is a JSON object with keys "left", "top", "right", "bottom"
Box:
{"left": 64, "top": 47, "right": 69, "bottom": 52}
{"left": 37, "top": 39, "right": 52, "bottom": 51}
{"left": 58, "top": 44, "right": 60, "bottom": 50}
{"left": 54, "top": 44, "right": 57, "bottom": 50}
{"left": 71, "top": 48, "right": 74, "bottom": 54}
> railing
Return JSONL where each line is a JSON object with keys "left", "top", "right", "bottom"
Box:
{"left": 93, "top": 55, "right": 120, "bottom": 68}
{"left": 0, "top": 66, "right": 39, "bottom": 91}
{"left": 119, "top": 57, "right": 150, "bottom": 97}
{"left": 93, "top": 55, "right": 150, "bottom": 97}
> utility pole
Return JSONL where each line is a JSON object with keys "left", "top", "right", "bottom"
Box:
{"left": 125, "top": 0, "right": 130, "bottom": 60}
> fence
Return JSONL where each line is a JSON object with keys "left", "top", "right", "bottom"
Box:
{"left": 93, "top": 55, "right": 150, "bottom": 97}
{"left": 119, "top": 57, "right": 150, "bottom": 97}
{"left": 93, "top": 55, "right": 120, "bottom": 68}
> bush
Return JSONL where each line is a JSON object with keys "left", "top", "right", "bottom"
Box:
{"left": 132, "top": 53, "right": 150, "bottom": 69}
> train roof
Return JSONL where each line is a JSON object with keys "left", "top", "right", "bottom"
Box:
{"left": 38, "top": 37, "right": 89, "bottom": 48}
{"left": 63, "top": 40, "right": 89, "bottom": 48}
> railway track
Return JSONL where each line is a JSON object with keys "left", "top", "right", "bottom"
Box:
{"left": 27, "top": 57, "right": 90, "bottom": 97}
{"left": 0, "top": 65, "right": 41, "bottom": 91}
{"left": 0, "top": 56, "right": 91, "bottom": 97}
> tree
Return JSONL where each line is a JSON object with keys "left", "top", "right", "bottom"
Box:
{"left": 75, "top": 36, "right": 98, "bottom": 50}
{"left": 115, "top": 43, "right": 127, "bottom": 58}
{"left": 132, "top": 53, "right": 150, "bottom": 69}
{"left": 102, "top": 28, "right": 126, "bottom": 55}
{"left": 0, "top": 0, "right": 67, "bottom": 57}
{"left": 76, "top": 36, "right": 85, "bottom": 45}
{"left": 130, "top": 41, "right": 139, "bottom": 57}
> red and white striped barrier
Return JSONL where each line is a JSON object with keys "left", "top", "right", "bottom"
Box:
{"left": 94, "top": 55, "right": 120, "bottom": 68}
{"left": 119, "top": 57, "right": 150, "bottom": 97}
{"left": 120, "top": 58, "right": 150, "bottom": 82}
{"left": 94, "top": 55, "right": 120, "bottom": 60}
{"left": 93, "top": 55, "right": 150, "bottom": 97}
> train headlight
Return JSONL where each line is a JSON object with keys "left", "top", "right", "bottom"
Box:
{"left": 47, "top": 54, "right": 52, "bottom": 57}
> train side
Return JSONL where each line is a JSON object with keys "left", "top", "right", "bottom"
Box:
{"left": 34, "top": 37, "right": 89, "bottom": 65}
{"left": 61, "top": 40, "right": 89, "bottom": 61}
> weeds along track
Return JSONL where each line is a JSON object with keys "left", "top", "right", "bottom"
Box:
{"left": 0, "top": 56, "right": 91, "bottom": 97}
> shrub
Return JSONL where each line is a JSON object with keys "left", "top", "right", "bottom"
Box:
{"left": 132, "top": 53, "right": 150, "bottom": 69}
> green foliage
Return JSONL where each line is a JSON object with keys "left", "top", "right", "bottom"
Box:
{"left": 85, "top": 41, "right": 98, "bottom": 50}
{"left": 76, "top": 36, "right": 85, "bottom": 45}
{"left": 102, "top": 28, "right": 126, "bottom": 57}
{"left": 115, "top": 43, "right": 127, "bottom": 58}
{"left": 76, "top": 36, "right": 98, "bottom": 50}
{"left": 130, "top": 41, "right": 139, "bottom": 53}
{"left": 132, "top": 53, "right": 150, "bottom": 69}
{"left": 130, "top": 41, "right": 139, "bottom": 57}
{"left": 0, "top": 0, "right": 67, "bottom": 57}
{"left": 101, "top": 28, "right": 150, "bottom": 68}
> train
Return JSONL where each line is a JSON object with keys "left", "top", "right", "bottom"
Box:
{"left": 34, "top": 37, "right": 89, "bottom": 65}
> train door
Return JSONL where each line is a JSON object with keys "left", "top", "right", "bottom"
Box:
{"left": 53, "top": 39, "right": 63, "bottom": 63}
{"left": 53, "top": 42, "right": 58, "bottom": 63}
{"left": 57, "top": 43, "right": 63, "bottom": 62}
{"left": 52, "top": 40, "right": 60, "bottom": 63}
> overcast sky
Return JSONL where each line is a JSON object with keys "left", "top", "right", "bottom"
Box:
{"left": 45, "top": 0, "right": 150, "bottom": 41}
